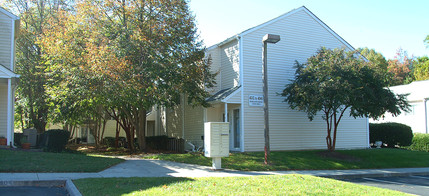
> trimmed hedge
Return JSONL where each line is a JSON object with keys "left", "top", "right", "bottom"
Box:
{"left": 42, "top": 129, "right": 70, "bottom": 152}
{"left": 369, "top": 123, "right": 413, "bottom": 147}
{"left": 409, "top": 133, "right": 429, "bottom": 151}
{"left": 103, "top": 137, "right": 116, "bottom": 147}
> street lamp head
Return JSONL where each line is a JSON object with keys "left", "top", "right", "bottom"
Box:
{"left": 262, "top": 34, "right": 280, "bottom": 44}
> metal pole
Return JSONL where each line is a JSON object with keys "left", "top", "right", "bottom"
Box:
{"left": 262, "top": 41, "right": 270, "bottom": 165}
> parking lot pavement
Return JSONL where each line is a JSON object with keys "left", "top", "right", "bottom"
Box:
{"left": 0, "top": 186, "right": 68, "bottom": 196}
{"left": 341, "top": 175, "right": 429, "bottom": 196}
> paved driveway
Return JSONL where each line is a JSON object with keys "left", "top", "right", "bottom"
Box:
{"left": 341, "top": 175, "right": 429, "bottom": 196}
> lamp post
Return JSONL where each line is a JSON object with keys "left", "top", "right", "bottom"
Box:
{"left": 262, "top": 34, "right": 280, "bottom": 165}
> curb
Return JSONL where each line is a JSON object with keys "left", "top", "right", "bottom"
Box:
{"left": 0, "top": 180, "right": 82, "bottom": 196}
{"left": 66, "top": 179, "right": 82, "bottom": 196}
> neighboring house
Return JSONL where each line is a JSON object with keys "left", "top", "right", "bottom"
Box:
{"left": 371, "top": 80, "right": 429, "bottom": 134}
{"left": 0, "top": 7, "right": 20, "bottom": 147}
{"left": 148, "top": 6, "right": 369, "bottom": 152}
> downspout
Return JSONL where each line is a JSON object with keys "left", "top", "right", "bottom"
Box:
{"left": 7, "top": 78, "right": 12, "bottom": 147}
{"left": 237, "top": 35, "right": 245, "bottom": 152}
{"left": 425, "top": 98, "right": 428, "bottom": 134}
{"left": 182, "top": 96, "right": 185, "bottom": 138}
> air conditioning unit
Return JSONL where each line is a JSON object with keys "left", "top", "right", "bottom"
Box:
{"left": 204, "top": 122, "right": 229, "bottom": 169}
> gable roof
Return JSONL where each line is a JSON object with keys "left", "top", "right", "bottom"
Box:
{"left": 208, "top": 6, "right": 354, "bottom": 51}
{"left": 207, "top": 86, "right": 241, "bottom": 103}
{"left": 0, "top": 64, "right": 19, "bottom": 78}
{"left": 0, "top": 7, "right": 19, "bottom": 20}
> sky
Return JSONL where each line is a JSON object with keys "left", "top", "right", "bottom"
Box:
{"left": 188, "top": 0, "right": 429, "bottom": 60}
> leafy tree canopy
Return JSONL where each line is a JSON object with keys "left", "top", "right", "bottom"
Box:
{"left": 281, "top": 47, "right": 409, "bottom": 151}
{"left": 412, "top": 56, "right": 429, "bottom": 81}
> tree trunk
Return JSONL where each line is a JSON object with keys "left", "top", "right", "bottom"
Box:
{"left": 134, "top": 109, "right": 146, "bottom": 152}
{"left": 115, "top": 120, "right": 120, "bottom": 148}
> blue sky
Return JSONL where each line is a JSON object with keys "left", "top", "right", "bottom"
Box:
{"left": 189, "top": 0, "right": 429, "bottom": 59}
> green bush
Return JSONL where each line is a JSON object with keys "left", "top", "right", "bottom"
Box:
{"left": 146, "top": 135, "right": 168, "bottom": 150}
{"left": 103, "top": 137, "right": 116, "bottom": 147}
{"left": 14, "top": 133, "right": 23, "bottom": 146}
{"left": 408, "top": 133, "right": 429, "bottom": 151}
{"left": 369, "top": 123, "right": 413, "bottom": 147}
{"left": 43, "top": 129, "right": 70, "bottom": 152}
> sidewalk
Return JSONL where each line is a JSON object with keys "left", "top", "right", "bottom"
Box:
{"left": 1, "top": 158, "right": 429, "bottom": 181}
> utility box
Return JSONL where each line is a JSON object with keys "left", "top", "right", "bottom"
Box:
{"left": 23, "top": 129, "right": 37, "bottom": 147}
{"left": 204, "top": 122, "right": 229, "bottom": 158}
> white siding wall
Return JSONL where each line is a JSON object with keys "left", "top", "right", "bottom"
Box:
{"left": 0, "top": 12, "right": 13, "bottom": 70}
{"left": 0, "top": 84, "right": 7, "bottom": 137}
{"left": 371, "top": 80, "right": 429, "bottom": 134}
{"left": 241, "top": 9, "right": 368, "bottom": 151}
{"left": 220, "top": 40, "right": 240, "bottom": 89}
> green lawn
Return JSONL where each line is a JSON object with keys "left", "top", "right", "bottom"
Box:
{"left": 0, "top": 149, "right": 124, "bottom": 172}
{"left": 73, "top": 175, "right": 409, "bottom": 196}
{"left": 144, "top": 148, "right": 429, "bottom": 171}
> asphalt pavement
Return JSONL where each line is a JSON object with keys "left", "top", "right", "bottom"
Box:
{"left": 341, "top": 175, "right": 429, "bottom": 196}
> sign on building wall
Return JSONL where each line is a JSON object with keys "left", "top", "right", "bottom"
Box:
{"left": 249, "top": 95, "right": 263, "bottom": 107}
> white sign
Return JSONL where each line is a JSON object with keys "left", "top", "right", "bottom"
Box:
{"left": 249, "top": 95, "right": 264, "bottom": 107}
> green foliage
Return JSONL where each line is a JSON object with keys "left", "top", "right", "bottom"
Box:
{"left": 369, "top": 123, "right": 413, "bottom": 147}
{"left": 281, "top": 47, "right": 410, "bottom": 151}
{"left": 358, "top": 47, "right": 388, "bottom": 72}
{"left": 103, "top": 137, "right": 116, "bottom": 147}
{"left": 412, "top": 56, "right": 429, "bottom": 81}
{"left": 43, "top": 129, "right": 70, "bottom": 152}
{"left": 146, "top": 135, "right": 169, "bottom": 150}
{"left": 408, "top": 133, "right": 429, "bottom": 151}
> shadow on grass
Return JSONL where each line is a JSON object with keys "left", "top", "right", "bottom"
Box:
{"left": 74, "top": 177, "right": 194, "bottom": 196}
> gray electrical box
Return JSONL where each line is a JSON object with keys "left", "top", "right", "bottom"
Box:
{"left": 23, "top": 129, "right": 37, "bottom": 147}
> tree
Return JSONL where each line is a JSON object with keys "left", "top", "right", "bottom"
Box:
{"left": 387, "top": 48, "right": 413, "bottom": 85}
{"left": 358, "top": 47, "right": 388, "bottom": 72}
{"left": 281, "top": 47, "right": 409, "bottom": 151}
{"left": 4, "top": 0, "right": 73, "bottom": 133}
{"left": 40, "top": 0, "right": 216, "bottom": 151}
{"left": 412, "top": 56, "right": 429, "bottom": 81}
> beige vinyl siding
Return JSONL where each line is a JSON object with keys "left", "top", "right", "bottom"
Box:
{"left": 0, "top": 69, "right": 8, "bottom": 77}
{"left": 241, "top": 9, "right": 368, "bottom": 151}
{"left": 225, "top": 88, "right": 241, "bottom": 103}
{"left": 166, "top": 105, "right": 183, "bottom": 138}
{"left": 0, "top": 84, "right": 7, "bottom": 137}
{"left": 0, "top": 12, "right": 12, "bottom": 70}
{"left": 220, "top": 39, "right": 240, "bottom": 89}
{"left": 183, "top": 103, "right": 204, "bottom": 147}
{"left": 101, "top": 120, "right": 127, "bottom": 138}
{"left": 206, "top": 47, "right": 221, "bottom": 94}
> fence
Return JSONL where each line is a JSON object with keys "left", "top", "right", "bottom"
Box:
{"left": 167, "top": 138, "right": 185, "bottom": 153}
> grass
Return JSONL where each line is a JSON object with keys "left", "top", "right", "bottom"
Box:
{"left": 144, "top": 148, "right": 429, "bottom": 171}
{"left": 73, "top": 175, "right": 409, "bottom": 196}
{"left": 0, "top": 149, "right": 124, "bottom": 172}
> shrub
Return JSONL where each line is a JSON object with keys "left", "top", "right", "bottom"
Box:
{"left": 43, "top": 129, "right": 70, "bottom": 152}
{"left": 146, "top": 135, "right": 168, "bottom": 150}
{"left": 14, "top": 133, "right": 23, "bottom": 146}
{"left": 103, "top": 137, "right": 116, "bottom": 147}
{"left": 369, "top": 123, "right": 413, "bottom": 147}
{"left": 408, "top": 133, "right": 429, "bottom": 151}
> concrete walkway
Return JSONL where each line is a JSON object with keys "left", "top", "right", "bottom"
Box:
{"left": 2, "top": 158, "right": 429, "bottom": 181}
